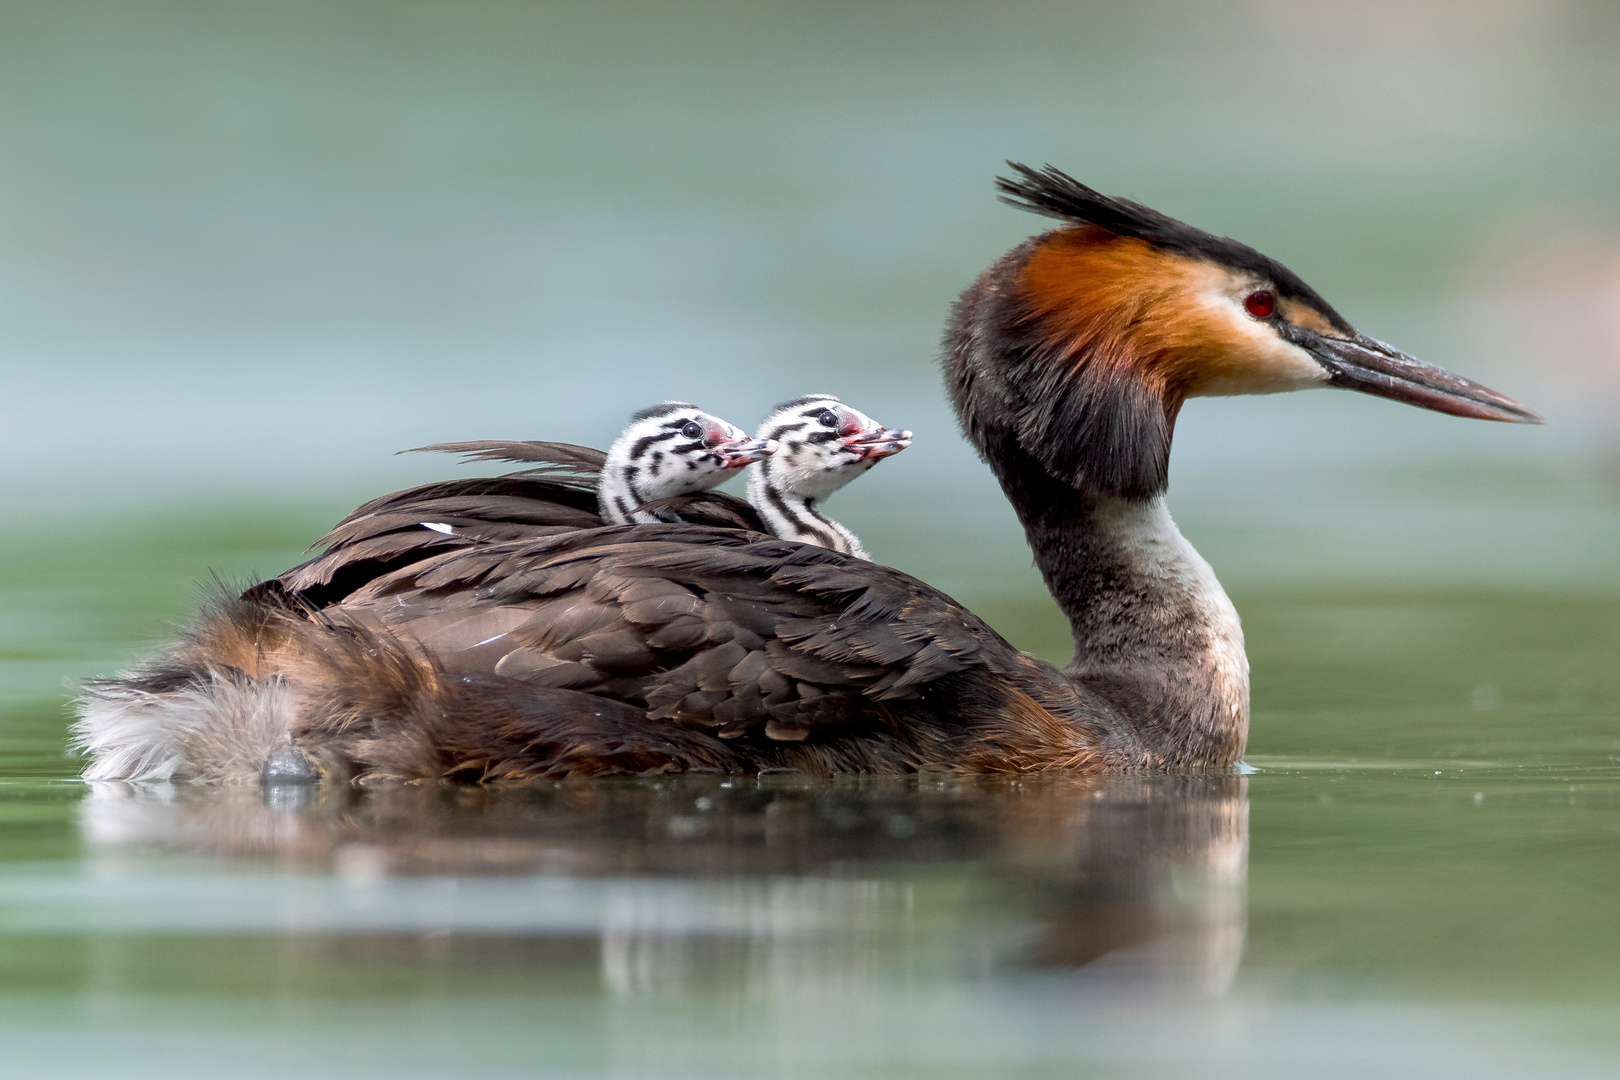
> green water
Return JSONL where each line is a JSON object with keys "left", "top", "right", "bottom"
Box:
{"left": 1, "top": 508, "right": 1616, "bottom": 1078}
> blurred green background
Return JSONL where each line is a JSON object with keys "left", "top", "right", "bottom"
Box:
{"left": 3, "top": 0, "right": 1617, "bottom": 594}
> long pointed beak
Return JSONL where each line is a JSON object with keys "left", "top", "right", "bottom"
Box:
{"left": 846, "top": 427, "right": 913, "bottom": 461}
{"left": 1293, "top": 329, "right": 1542, "bottom": 424}
{"left": 715, "top": 436, "right": 778, "bottom": 468}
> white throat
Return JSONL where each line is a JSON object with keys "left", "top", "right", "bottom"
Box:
{"left": 1076, "top": 495, "right": 1249, "bottom": 743}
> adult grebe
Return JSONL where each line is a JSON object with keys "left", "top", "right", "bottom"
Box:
{"left": 74, "top": 164, "right": 1539, "bottom": 783}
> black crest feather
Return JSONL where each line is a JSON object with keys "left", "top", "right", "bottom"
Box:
{"left": 997, "top": 163, "right": 1201, "bottom": 250}
{"left": 996, "top": 162, "right": 1352, "bottom": 333}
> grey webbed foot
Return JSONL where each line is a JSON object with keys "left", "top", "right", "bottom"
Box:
{"left": 261, "top": 746, "right": 353, "bottom": 811}
{"left": 262, "top": 745, "right": 327, "bottom": 784}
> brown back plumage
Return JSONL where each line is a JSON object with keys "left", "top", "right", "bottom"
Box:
{"left": 142, "top": 524, "right": 1105, "bottom": 781}
{"left": 249, "top": 442, "right": 768, "bottom": 612}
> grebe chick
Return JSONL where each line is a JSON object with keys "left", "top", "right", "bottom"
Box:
{"left": 747, "top": 395, "right": 912, "bottom": 560}
{"left": 597, "top": 402, "right": 776, "bottom": 524}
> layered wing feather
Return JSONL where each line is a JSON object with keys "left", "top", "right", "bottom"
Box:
{"left": 251, "top": 464, "right": 765, "bottom": 611}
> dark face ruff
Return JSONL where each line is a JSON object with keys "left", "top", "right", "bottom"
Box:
{"left": 944, "top": 232, "right": 1184, "bottom": 503}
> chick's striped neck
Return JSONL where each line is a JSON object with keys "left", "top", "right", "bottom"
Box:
{"left": 747, "top": 458, "right": 868, "bottom": 560}
{"left": 598, "top": 461, "right": 673, "bottom": 525}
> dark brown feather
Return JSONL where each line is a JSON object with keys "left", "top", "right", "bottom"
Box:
{"left": 249, "top": 463, "right": 768, "bottom": 614}
{"left": 272, "top": 524, "right": 1107, "bottom": 771}
{"left": 405, "top": 440, "right": 609, "bottom": 477}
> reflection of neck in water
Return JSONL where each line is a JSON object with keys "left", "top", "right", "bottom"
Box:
{"left": 1010, "top": 775, "right": 1248, "bottom": 997}
{"left": 79, "top": 775, "right": 1247, "bottom": 998}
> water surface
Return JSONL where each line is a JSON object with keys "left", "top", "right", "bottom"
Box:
{"left": 1, "top": 510, "right": 1616, "bottom": 1078}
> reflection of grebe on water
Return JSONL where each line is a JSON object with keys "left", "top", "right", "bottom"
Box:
{"left": 79, "top": 776, "right": 1247, "bottom": 998}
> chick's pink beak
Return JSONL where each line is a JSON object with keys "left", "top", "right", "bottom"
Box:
{"left": 846, "top": 427, "right": 912, "bottom": 461}
{"left": 715, "top": 436, "right": 778, "bottom": 468}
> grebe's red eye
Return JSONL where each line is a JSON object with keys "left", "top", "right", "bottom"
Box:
{"left": 1244, "top": 290, "right": 1276, "bottom": 319}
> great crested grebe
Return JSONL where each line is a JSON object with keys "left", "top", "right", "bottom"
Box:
{"left": 74, "top": 164, "right": 1539, "bottom": 783}
{"left": 747, "top": 395, "right": 911, "bottom": 560}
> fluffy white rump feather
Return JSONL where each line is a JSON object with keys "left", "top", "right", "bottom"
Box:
{"left": 73, "top": 674, "right": 295, "bottom": 783}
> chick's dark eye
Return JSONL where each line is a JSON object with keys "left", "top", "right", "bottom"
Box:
{"left": 680, "top": 421, "right": 702, "bottom": 440}
{"left": 816, "top": 410, "right": 838, "bottom": 428}
{"left": 1244, "top": 290, "right": 1277, "bottom": 319}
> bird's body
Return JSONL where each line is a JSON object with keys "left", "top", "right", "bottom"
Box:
{"left": 74, "top": 165, "right": 1539, "bottom": 784}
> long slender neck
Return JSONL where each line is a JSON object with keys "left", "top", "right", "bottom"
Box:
{"left": 747, "top": 468, "right": 869, "bottom": 560}
{"left": 944, "top": 241, "right": 1248, "bottom": 766}
{"left": 984, "top": 433, "right": 1248, "bottom": 767}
